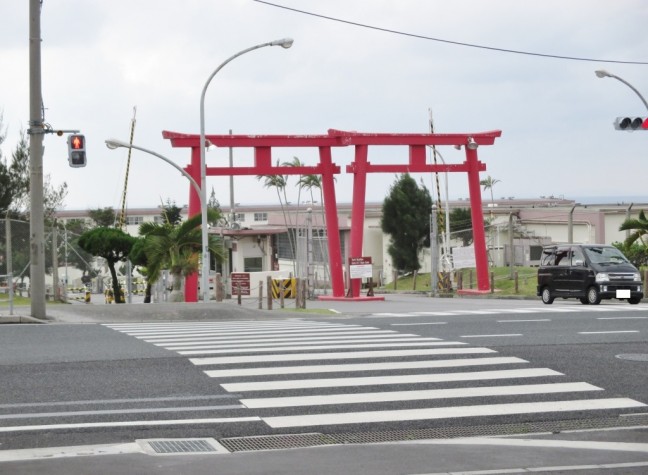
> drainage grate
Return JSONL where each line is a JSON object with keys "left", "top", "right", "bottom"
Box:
{"left": 219, "top": 414, "right": 648, "bottom": 453}
{"left": 138, "top": 438, "right": 227, "bottom": 455}
{"left": 219, "top": 433, "right": 337, "bottom": 452}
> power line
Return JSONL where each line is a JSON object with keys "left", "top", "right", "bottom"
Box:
{"left": 253, "top": 0, "right": 648, "bottom": 65}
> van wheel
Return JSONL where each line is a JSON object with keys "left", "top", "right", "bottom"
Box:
{"left": 628, "top": 297, "right": 641, "bottom": 305}
{"left": 579, "top": 297, "right": 589, "bottom": 305}
{"left": 541, "top": 287, "right": 554, "bottom": 304}
{"left": 586, "top": 287, "right": 601, "bottom": 305}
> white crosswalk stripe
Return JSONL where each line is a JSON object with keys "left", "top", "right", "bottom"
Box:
{"left": 104, "top": 319, "right": 647, "bottom": 430}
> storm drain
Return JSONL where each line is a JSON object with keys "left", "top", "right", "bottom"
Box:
{"left": 219, "top": 414, "right": 648, "bottom": 453}
{"left": 138, "top": 438, "right": 228, "bottom": 456}
{"left": 219, "top": 433, "right": 337, "bottom": 452}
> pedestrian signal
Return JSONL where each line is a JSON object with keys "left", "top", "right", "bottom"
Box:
{"left": 67, "top": 134, "right": 87, "bottom": 167}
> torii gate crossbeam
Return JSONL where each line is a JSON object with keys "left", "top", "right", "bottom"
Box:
{"left": 163, "top": 128, "right": 501, "bottom": 302}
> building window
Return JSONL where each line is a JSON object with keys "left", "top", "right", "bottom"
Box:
{"left": 153, "top": 215, "right": 165, "bottom": 224}
{"left": 234, "top": 213, "right": 245, "bottom": 222}
{"left": 244, "top": 257, "right": 263, "bottom": 272}
{"left": 254, "top": 212, "right": 268, "bottom": 222}
{"left": 276, "top": 229, "right": 343, "bottom": 262}
{"left": 126, "top": 216, "right": 144, "bottom": 226}
{"left": 276, "top": 231, "right": 296, "bottom": 259}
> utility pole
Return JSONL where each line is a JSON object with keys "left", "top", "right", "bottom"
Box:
{"left": 5, "top": 212, "right": 13, "bottom": 315}
{"left": 29, "top": 0, "right": 46, "bottom": 318}
{"left": 430, "top": 205, "right": 439, "bottom": 296}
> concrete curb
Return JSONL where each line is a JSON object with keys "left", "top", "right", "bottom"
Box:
{"left": 0, "top": 315, "right": 48, "bottom": 324}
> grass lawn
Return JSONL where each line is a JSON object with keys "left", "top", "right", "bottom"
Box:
{"left": 379, "top": 266, "right": 538, "bottom": 297}
{"left": 0, "top": 294, "right": 31, "bottom": 306}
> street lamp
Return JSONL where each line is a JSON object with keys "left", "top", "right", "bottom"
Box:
{"left": 105, "top": 139, "right": 202, "bottom": 199}
{"left": 595, "top": 69, "right": 648, "bottom": 113}
{"left": 199, "top": 38, "right": 294, "bottom": 303}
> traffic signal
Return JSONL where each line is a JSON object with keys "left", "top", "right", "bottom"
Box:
{"left": 67, "top": 134, "right": 86, "bottom": 167}
{"left": 614, "top": 117, "right": 648, "bottom": 131}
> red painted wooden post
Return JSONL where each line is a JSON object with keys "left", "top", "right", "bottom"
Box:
{"left": 465, "top": 146, "right": 490, "bottom": 292}
{"left": 184, "top": 145, "right": 202, "bottom": 302}
{"left": 349, "top": 144, "right": 368, "bottom": 298}
{"left": 318, "top": 146, "right": 345, "bottom": 297}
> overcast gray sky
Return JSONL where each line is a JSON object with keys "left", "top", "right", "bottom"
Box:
{"left": 2, "top": 0, "right": 648, "bottom": 211}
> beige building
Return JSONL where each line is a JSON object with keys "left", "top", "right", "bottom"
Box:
{"left": 52, "top": 197, "right": 647, "bottom": 293}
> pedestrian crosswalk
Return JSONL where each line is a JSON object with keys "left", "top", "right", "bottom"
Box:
{"left": 104, "top": 319, "right": 646, "bottom": 430}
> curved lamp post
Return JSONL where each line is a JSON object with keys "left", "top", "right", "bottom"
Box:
{"left": 595, "top": 69, "right": 648, "bottom": 113}
{"left": 105, "top": 139, "right": 202, "bottom": 199}
{"left": 199, "top": 38, "right": 294, "bottom": 302}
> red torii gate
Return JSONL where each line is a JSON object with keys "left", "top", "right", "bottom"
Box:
{"left": 163, "top": 128, "right": 502, "bottom": 302}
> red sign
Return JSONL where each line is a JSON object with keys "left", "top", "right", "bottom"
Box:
{"left": 349, "top": 256, "right": 373, "bottom": 279}
{"left": 231, "top": 272, "right": 250, "bottom": 295}
{"left": 349, "top": 257, "right": 372, "bottom": 266}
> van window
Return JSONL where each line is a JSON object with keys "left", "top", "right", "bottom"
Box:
{"left": 572, "top": 247, "right": 585, "bottom": 265}
{"left": 584, "top": 246, "right": 629, "bottom": 264}
{"left": 541, "top": 249, "right": 555, "bottom": 266}
{"left": 555, "top": 248, "right": 571, "bottom": 266}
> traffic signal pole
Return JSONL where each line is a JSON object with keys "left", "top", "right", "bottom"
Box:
{"left": 29, "top": 0, "right": 46, "bottom": 319}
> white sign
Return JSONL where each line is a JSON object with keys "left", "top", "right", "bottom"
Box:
{"left": 452, "top": 245, "right": 476, "bottom": 269}
{"left": 349, "top": 257, "right": 373, "bottom": 279}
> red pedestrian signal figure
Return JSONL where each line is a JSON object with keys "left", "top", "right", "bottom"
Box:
{"left": 67, "top": 134, "right": 87, "bottom": 167}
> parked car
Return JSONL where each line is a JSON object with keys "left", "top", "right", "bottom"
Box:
{"left": 537, "top": 244, "right": 643, "bottom": 305}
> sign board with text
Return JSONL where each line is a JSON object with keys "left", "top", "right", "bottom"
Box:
{"left": 349, "top": 256, "right": 373, "bottom": 279}
{"left": 231, "top": 272, "right": 251, "bottom": 295}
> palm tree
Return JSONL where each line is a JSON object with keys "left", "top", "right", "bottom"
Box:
{"left": 257, "top": 161, "right": 296, "bottom": 272}
{"left": 138, "top": 209, "right": 225, "bottom": 302}
{"left": 297, "top": 172, "right": 332, "bottom": 286}
{"left": 480, "top": 175, "right": 501, "bottom": 206}
{"left": 620, "top": 210, "right": 648, "bottom": 247}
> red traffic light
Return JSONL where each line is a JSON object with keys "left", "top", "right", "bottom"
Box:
{"left": 70, "top": 134, "right": 85, "bottom": 149}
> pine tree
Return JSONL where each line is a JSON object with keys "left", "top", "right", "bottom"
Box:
{"left": 381, "top": 174, "right": 432, "bottom": 273}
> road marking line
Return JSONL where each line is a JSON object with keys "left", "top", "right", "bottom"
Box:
{"left": 148, "top": 329, "right": 399, "bottom": 343}
{"left": 130, "top": 327, "right": 380, "bottom": 338}
{"left": 0, "top": 443, "right": 145, "bottom": 462}
{"left": 190, "top": 347, "right": 489, "bottom": 365}
{"left": 598, "top": 316, "right": 648, "bottom": 320}
{"left": 166, "top": 337, "right": 440, "bottom": 351}
{"left": 497, "top": 319, "right": 551, "bottom": 323}
{"left": 371, "top": 313, "right": 416, "bottom": 317}
{"left": 391, "top": 322, "right": 448, "bottom": 326}
{"left": 0, "top": 405, "right": 245, "bottom": 420}
{"left": 460, "top": 310, "right": 500, "bottom": 315}
{"left": 241, "top": 382, "right": 601, "bottom": 408}
{"left": 108, "top": 323, "right": 352, "bottom": 333}
{"left": 578, "top": 331, "right": 640, "bottom": 334}
{"left": 411, "top": 312, "right": 458, "bottom": 316}
{"left": 417, "top": 461, "right": 648, "bottom": 475}
{"left": 0, "top": 395, "right": 238, "bottom": 409}
{"left": 409, "top": 435, "right": 648, "bottom": 453}
{"left": 221, "top": 368, "right": 563, "bottom": 392}
{"left": 178, "top": 341, "right": 461, "bottom": 355}
{"left": 460, "top": 334, "right": 523, "bottom": 338}
{"left": 262, "top": 398, "right": 645, "bottom": 428}
{"left": 204, "top": 356, "right": 528, "bottom": 378}
{"left": 0, "top": 417, "right": 262, "bottom": 433}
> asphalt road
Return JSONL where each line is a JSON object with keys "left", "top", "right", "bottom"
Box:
{"left": 1, "top": 296, "right": 648, "bottom": 473}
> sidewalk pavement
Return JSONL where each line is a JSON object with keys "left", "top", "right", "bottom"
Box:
{"left": 1, "top": 292, "right": 439, "bottom": 324}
